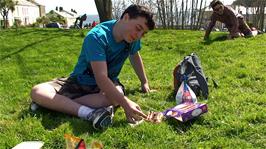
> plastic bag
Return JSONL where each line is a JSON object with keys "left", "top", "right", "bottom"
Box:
{"left": 175, "top": 81, "right": 197, "bottom": 104}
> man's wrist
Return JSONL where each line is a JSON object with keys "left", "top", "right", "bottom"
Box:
{"left": 120, "top": 96, "right": 130, "bottom": 109}
{"left": 141, "top": 80, "right": 148, "bottom": 85}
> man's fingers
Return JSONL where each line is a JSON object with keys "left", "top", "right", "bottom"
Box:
{"left": 134, "top": 109, "right": 147, "bottom": 119}
{"left": 142, "top": 87, "right": 149, "bottom": 93}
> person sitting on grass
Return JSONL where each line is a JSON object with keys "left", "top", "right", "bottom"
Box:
{"left": 30, "top": 4, "right": 155, "bottom": 130}
{"left": 204, "top": 0, "right": 255, "bottom": 40}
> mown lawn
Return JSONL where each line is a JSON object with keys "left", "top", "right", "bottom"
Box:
{"left": 0, "top": 28, "right": 265, "bottom": 148}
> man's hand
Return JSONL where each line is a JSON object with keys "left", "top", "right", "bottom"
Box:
{"left": 123, "top": 98, "right": 147, "bottom": 124}
{"left": 141, "top": 82, "right": 157, "bottom": 93}
{"left": 141, "top": 82, "right": 150, "bottom": 93}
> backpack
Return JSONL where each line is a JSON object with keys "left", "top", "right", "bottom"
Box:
{"left": 173, "top": 53, "right": 209, "bottom": 99}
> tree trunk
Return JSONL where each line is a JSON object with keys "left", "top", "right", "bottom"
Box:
{"left": 94, "top": 0, "right": 112, "bottom": 23}
{"left": 196, "top": 0, "right": 203, "bottom": 29}
{"left": 174, "top": 0, "right": 179, "bottom": 29}
{"left": 169, "top": 0, "right": 173, "bottom": 28}
{"left": 246, "top": 7, "right": 249, "bottom": 23}
{"left": 190, "top": 0, "right": 195, "bottom": 29}
{"left": 3, "top": 9, "right": 8, "bottom": 29}
{"left": 185, "top": 0, "right": 189, "bottom": 29}
{"left": 156, "top": 0, "right": 163, "bottom": 28}
{"left": 259, "top": 1, "right": 265, "bottom": 31}
{"left": 181, "top": 0, "right": 184, "bottom": 29}
{"left": 199, "top": 0, "right": 207, "bottom": 30}
{"left": 161, "top": 0, "right": 166, "bottom": 28}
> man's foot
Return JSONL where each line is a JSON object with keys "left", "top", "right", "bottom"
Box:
{"left": 258, "top": 30, "right": 264, "bottom": 35}
{"left": 87, "top": 107, "right": 114, "bottom": 130}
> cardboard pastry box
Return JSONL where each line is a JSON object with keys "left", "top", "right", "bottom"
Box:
{"left": 163, "top": 102, "right": 208, "bottom": 122}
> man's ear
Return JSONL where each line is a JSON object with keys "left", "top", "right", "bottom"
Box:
{"left": 122, "top": 13, "right": 130, "bottom": 21}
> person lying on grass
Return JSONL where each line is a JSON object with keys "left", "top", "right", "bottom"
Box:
{"left": 30, "top": 4, "right": 155, "bottom": 130}
{"left": 204, "top": 0, "right": 257, "bottom": 40}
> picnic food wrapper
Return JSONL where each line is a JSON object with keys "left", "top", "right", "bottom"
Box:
{"left": 64, "top": 134, "right": 86, "bottom": 149}
{"left": 175, "top": 81, "right": 197, "bottom": 104}
{"left": 146, "top": 111, "right": 164, "bottom": 123}
{"left": 163, "top": 102, "right": 207, "bottom": 122}
{"left": 129, "top": 111, "right": 165, "bottom": 127}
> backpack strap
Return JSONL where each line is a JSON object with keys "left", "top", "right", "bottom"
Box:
{"left": 186, "top": 53, "right": 209, "bottom": 99}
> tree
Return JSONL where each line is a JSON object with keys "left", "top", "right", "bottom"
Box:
{"left": 196, "top": 0, "right": 205, "bottom": 30}
{"left": 233, "top": 0, "right": 265, "bottom": 30}
{"left": 112, "top": 0, "right": 127, "bottom": 20}
{"left": 36, "top": 16, "right": 49, "bottom": 27}
{"left": 46, "top": 10, "right": 67, "bottom": 25}
{"left": 233, "top": 0, "right": 253, "bottom": 22}
{"left": 181, "top": 0, "right": 184, "bottom": 29}
{"left": 0, "top": 0, "right": 17, "bottom": 28}
{"left": 94, "top": 0, "right": 112, "bottom": 22}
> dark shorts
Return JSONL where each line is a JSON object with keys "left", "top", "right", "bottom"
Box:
{"left": 48, "top": 77, "right": 125, "bottom": 99}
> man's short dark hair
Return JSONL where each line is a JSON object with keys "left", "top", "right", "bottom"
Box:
{"left": 210, "top": 0, "right": 223, "bottom": 9}
{"left": 120, "top": 4, "right": 155, "bottom": 30}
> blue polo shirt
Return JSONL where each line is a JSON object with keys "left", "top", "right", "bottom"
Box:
{"left": 70, "top": 20, "right": 141, "bottom": 86}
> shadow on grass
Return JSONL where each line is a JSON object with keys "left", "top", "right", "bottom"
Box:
{"left": 18, "top": 107, "right": 106, "bottom": 135}
{"left": 166, "top": 90, "right": 176, "bottom": 102}
{"left": 0, "top": 29, "right": 86, "bottom": 60}
{"left": 201, "top": 35, "right": 228, "bottom": 45}
{"left": 111, "top": 118, "right": 129, "bottom": 128}
{"left": 1, "top": 36, "right": 57, "bottom": 60}
{"left": 125, "top": 87, "right": 143, "bottom": 96}
{"left": 166, "top": 116, "right": 206, "bottom": 133}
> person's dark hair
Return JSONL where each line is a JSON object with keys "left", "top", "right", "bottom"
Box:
{"left": 120, "top": 4, "right": 155, "bottom": 30}
{"left": 210, "top": 0, "right": 223, "bottom": 9}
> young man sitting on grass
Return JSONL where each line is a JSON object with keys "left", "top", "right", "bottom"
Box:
{"left": 30, "top": 4, "right": 155, "bottom": 130}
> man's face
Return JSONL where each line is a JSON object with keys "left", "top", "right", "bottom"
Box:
{"left": 213, "top": 4, "right": 224, "bottom": 15}
{"left": 122, "top": 14, "right": 149, "bottom": 43}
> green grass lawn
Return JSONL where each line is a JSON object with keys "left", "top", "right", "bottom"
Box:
{"left": 0, "top": 28, "right": 265, "bottom": 148}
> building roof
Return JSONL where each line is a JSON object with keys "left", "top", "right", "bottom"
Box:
{"left": 16, "top": 0, "right": 38, "bottom": 7}
{"left": 53, "top": 10, "right": 78, "bottom": 19}
{"left": 29, "top": 1, "right": 44, "bottom": 6}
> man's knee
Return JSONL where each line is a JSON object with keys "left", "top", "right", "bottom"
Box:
{"left": 30, "top": 83, "right": 55, "bottom": 102}
{"left": 31, "top": 84, "right": 41, "bottom": 100}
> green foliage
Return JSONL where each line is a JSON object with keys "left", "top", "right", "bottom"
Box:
{"left": 45, "top": 10, "right": 67, "bottom": 25}
{"left": 0, "top": 28, "right": 265, "bottom": 148}
{"left": 0, "top": 0, "right": 17, "bottom": 28}
{"left": 36, "top": 16, "right": 50, "bottom": 26}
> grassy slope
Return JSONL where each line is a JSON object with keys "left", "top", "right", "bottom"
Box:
{"left": 0, "top": 28, "right": 265, "bottom": 148}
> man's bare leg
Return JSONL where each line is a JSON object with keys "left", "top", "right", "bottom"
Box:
{"left": 31, "top": 82, "right": 81, "bottom": 116}
{"left": 73, "top": 85, "right": 124, "bottom": 108}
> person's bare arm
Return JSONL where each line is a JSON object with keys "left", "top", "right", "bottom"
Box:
{"left": 91, "top": 61, "right": 147, "bottom": 123}
{"left": 129, "top": 52, "right": 150, "bottom": 93}
{"left": 204, "top": 15, "right": 216, "bottom": 39}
